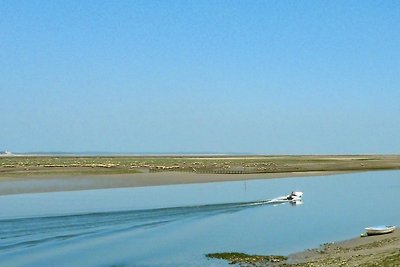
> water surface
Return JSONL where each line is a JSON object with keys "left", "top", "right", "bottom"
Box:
{"left": 1, "top": 171, "right": 399, "bottom": 266}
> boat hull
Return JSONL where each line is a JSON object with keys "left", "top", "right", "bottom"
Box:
{"left": 365, "top": 226, "right": 396, "bottom": 236}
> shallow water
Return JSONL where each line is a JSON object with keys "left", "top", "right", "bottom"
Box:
{"left": 1, "top": 171, "right": 399, "bottom": 266}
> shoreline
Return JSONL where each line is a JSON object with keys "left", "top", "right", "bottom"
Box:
{"left": 282, "top": 229, "right": 400, "bottom": 266}
{"left": 208, "top": 230, "right": 400, "bottom": 266}
{"left": 0, "top": 170, "right": 355, "bottom": 195}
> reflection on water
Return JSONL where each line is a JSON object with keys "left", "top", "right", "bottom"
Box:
{"left": 0, "top": 171, "right": 399, "bottom": 267}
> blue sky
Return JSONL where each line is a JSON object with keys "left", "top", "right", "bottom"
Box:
{"left": 1, "top": 1, "right": 399, "bottom": 154}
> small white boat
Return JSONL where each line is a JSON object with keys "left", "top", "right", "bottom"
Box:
{"left": 365, "top": 225, "right": 396, "bottom": 236}
{"left": 275, "top": 191, "right": 303, "bottom": 202}
{"left": 286, "top": 191, "right": 303, "bottom": 201}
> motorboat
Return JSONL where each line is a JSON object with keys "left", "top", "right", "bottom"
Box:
{"left": 275, "top": 191, "right": 303, "bottom": 202}
{"left": 285, "top": 191, "right": 303, "bottom": 201}
{"left": 365, "top": 225, "right": 396, "bottom": 236}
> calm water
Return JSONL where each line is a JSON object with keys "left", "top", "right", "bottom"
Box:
{"left": 1, "top": 171, "right": 399, "bottom": 266}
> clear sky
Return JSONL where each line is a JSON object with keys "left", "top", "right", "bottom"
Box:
{"left": 1, "top": 1, "right": 399, "bottom": 154}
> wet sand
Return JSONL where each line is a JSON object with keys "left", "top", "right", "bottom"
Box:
{"left": 0, "top": 170, "right": 350, "bottom": 195}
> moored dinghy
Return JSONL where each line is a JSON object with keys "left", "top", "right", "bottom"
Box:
{"left": 365, "top": 225, "right": 396, "bottom": 236}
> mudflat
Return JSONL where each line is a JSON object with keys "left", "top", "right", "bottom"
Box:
{"left": 0, "top": 170, "right": 348, "bottom": 195}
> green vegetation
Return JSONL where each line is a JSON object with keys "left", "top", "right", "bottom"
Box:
{"left": 1, "top": 155, "right": 400, "bottom": 177}
{"left": 206, "top": 252, "right": 287, "bottom": 266}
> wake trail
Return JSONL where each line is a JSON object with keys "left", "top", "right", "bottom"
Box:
{"left": 0, "top": 197, "right": 290, "bottom": 251}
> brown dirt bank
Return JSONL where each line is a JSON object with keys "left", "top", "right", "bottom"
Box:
{"left": 0, "top": 170, "right": 351, "bottom": 195}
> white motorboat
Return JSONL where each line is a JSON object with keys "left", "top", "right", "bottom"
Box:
{"left": 286, "top": 191, "right": 303, "bottom": 201}
{"left": 275, "top": 191, "right": 303, "bottom": 202}
{"left": 365, "top": 225, "right": 396, "bottom": 236}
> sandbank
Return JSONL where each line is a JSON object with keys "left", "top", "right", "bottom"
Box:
{"left": 0, "top": 170, "right": 353, "bottom": 195}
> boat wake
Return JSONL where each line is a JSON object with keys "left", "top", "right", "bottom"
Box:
{"left": 0, "top": 197, "right": 298, "bottom": 252}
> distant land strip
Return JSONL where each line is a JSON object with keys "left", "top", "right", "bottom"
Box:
{"left": 1, "top": 155, "right": 400, "bottom": 178}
